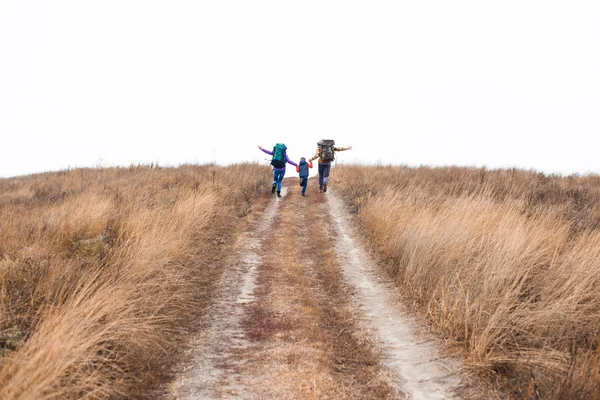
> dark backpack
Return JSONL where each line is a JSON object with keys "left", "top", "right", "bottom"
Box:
{"left": 271, "top": 143, "right": 287, "bottom": 168}
{"left": 319, "top": 140, "right": 335, "bottom": 163}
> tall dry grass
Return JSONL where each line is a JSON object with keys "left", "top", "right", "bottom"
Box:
{"left": 334, "top": 165, "right": 600, "bottom": 398}
{"left": 0, "top": 163, "right": 269, "bottom": 399}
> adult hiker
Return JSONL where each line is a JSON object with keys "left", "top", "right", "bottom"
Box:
{"left": 258, "top": 144, "right": 298, "bottom": 197}
{"left": 309, "top": 140, "right": 352, "bottom": 192}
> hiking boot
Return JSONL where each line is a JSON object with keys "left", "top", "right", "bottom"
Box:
{"left": 319, "top": 189, "right": 323, "bottom": 193}
{"left": 323, "top": 184, "right": 327, "bottom": 192}
{"left": 277, "top": 190, "right": 282, "bottom": 198}
{"left": 272, "top": 183, "right": 276, "bottom": 193}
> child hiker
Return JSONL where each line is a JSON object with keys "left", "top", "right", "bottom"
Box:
{"left": 296, "top": 157, "right": 313, "bottom": 196}
{"left": 258, "top": 144, "right": 298, "bottom": 198}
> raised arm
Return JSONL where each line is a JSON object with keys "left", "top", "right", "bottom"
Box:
{"left": 334, "top": 145, "right": 353, "bottom": 152}
{"left": 258, "top": 145, "right": 273, "bottom": 156}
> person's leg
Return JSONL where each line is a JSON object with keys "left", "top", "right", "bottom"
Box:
{"left": 318, "top": 163, "right": 326, "bottom": 190}
{"left": 272, "top": 170, "right": 277, "bottom": 193}
{"left": 276, "top": 169, "right": 285, "bottom": 195}
{"left": 301, "top": 177, "right": 307, "bottom": 195}
{"left": 322, "top": 164, "right": 331, "bottom": 192}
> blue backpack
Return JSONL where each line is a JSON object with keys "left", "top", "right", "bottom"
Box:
{"left": 271, "top": 143, "right": 287, "bottom": 168}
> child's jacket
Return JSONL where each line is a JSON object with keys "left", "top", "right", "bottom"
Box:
{"left": 296, "top": 159, "right": 313, "bottom": 178}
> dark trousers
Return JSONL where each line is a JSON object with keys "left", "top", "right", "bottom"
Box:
{"left": 300, "top": 177, "right": 308, "bottom": 195}
{"left": 318, "top": 163, "right": 331, "bottom": 189}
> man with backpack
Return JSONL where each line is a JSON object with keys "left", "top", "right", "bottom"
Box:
{"left": 309, "top": 140, "right": 352, "bottom": 193}
{"left": 258, "top": 143, "right": 298, "bottom": 197}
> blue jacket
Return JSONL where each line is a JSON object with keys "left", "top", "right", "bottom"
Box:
{"left": 297, "top": 159, "right": 310, "bottom": 178}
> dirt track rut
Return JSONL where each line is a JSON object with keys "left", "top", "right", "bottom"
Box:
{"left": 169, "top": 180, "right": 463, "bottom": 399}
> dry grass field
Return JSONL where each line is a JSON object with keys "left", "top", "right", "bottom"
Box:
{"left": 333, "top": 165, "right": 600, "bottom": 399}
{"left": 0, "top": 164, "right": 269, "bottom": 399}
{"left": 5, "top": 162, "right": 600, "bottom": 399}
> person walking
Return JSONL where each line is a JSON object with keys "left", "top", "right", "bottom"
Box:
{"left": 295, "top": 157, "right": 313, "bottom": 196}
{"left": 258, "top": 143, "right": 298, "bottom": 197}
{"left": 309, "top": 140, "right": 352, "bottom": 192}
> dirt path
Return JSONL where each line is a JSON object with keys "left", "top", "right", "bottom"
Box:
{"left": 327, "top": 193, "right": 460, "bottom": 399}
{"left": 169, "top": 180, "right": 465, "bottom": 399}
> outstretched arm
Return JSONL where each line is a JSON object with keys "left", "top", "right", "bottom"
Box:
{"left": 285, "top": 154, "right": 298, "bottom": 167}
{"left": 258, "top": 145, "right": 273, "bottom": 156}
{"left": 333, "top": 145, "right": 352, "bottom": 152}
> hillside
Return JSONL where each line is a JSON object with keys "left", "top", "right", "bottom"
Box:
{"left": 2, "top": 164, "right": 599, "bottom": 399}
{"left": 0, "top": 164, "right": 269, "bottom": 399}
{"left": 334, "top": 165, "right": 600, "bottom": 398}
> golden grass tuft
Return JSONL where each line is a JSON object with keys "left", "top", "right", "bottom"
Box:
{"left": 334, "top": 165, "right": 600, "bottom": 398}
{"left": 0, "top": 164, "right": 269, "bottom": 399}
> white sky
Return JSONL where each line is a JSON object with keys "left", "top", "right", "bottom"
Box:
{"left": 1, "top": 1, "right": 599, "bottom": 178}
